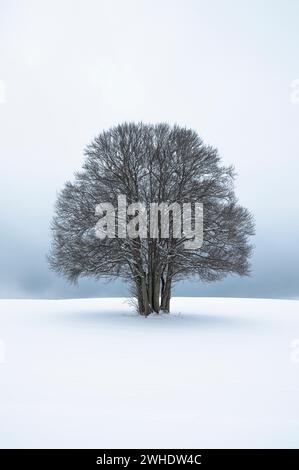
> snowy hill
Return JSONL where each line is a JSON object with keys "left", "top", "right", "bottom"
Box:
{"left": 0, "top": 297, "right": 299, "bottom": 448}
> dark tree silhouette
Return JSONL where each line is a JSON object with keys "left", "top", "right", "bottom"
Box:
{"left": 49, "top": 123, "right": 254, "bottom": 315}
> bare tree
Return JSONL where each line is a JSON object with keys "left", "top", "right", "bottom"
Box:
{"left": 48, "top": 123, "right": 254, "bottom": 315}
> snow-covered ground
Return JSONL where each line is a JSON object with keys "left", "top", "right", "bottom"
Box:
{"left": 0, "top": 297, "right": 299, "bottom": 448}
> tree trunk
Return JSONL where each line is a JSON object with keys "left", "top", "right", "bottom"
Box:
{"left": 132, "top": 240, "right": 163, "bottom": 315}
{"left": 160, "top": 264, "right": 172, "bottom": 312}
{"left": 160, "top": 278, "right": 171, "bottom": 312}
{"left": 148, "top": 240, "right": 160, "bottom": 313}
{"left": 151, "top": 271, "right": 160, "bottom": 313}
{"left": 136, "top": 275, "right": 152, "bottom": 316}
{"left": 131, "top": 238, "right": 152, "bottom": 316}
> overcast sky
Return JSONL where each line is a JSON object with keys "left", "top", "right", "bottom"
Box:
{"left": 0, "top": 0, "right": 298, "bottom": 299}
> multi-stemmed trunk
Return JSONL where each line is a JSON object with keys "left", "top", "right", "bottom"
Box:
{"left": 135, "top": 270, "right": 161, "bottom": 316}
{"left": 134, "top": 264, "right": 172, "bottom": 316}
{"left": 132, "top": 238, "right": 173, "bottom": 315}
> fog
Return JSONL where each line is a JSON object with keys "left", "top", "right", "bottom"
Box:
{"left": 0, "top": 0, "right": 298, "bottom": 298}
